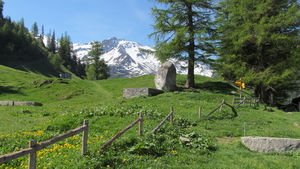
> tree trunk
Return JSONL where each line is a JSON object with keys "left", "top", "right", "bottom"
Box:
{"left": 184, "top": 2, "right": 195, "bottom": 88}
{"left": 185, "top": 55, "right": 195, "bottom": 88}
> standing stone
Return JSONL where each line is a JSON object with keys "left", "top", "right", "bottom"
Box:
{"left": 154, "top": 61, "right": 177, "bottom": 91}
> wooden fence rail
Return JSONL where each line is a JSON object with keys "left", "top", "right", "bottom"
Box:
{"left": 100, "top": 113, "right": 143, "bottom": 150}
{"left": 151, "top": 107, "right": 174, "bottom": 134}
{"left": 0, "top": 119, "right": 89, "bottom": 168}
{"left": 232, "top": 97, "right": 258, "bottom": 106}
{"left": 206, "top": 100, "right": 237, "bottom": 117}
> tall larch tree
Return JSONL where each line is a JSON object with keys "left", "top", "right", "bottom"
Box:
{"left": 86, "top": 41, "right": 110, "bottom": 80}
{"left": 150, "top": 0, "right": 215, "bottom": 88}
{"left": 215, "top": 0, "right": 300, "bottom": 103}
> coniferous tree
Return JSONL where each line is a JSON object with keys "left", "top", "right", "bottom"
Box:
{"left": 49, "top": 52, "right": 62, "bottom": 69}
{"left": 47, "top": 29, "right": 52, "bottom": 49}
{"left": 31, "top": 22, "right": 38, "bottom": 38}
{"left": 0, "top": 2, "right": 48, "bottom": 67}
{"left": 1, "top": 22, "right": 11, "bottom": 47}
{"left": 85, "top": 41, "right": 110, "bottom": 80}
{"left": 47, "top": 29, "right": 56, "bottom": 53}
{"left": 0, "top": 0, "right": 4, "bottom": 19}
{"left": 18, "top": 18, "right": 26, "bottom": 34}
{"left": 58, "top": 32, "right": 71, "bottom": 66}
{"left": 39, "top": 25, "right": 45, "bottom": 47}
{"left": 57, "top": 32, "right": 85, "bottom": 77}
{"left": 76, "top": 58, "right": 86, "bottom": 78}
{"left": 49, "top": 30, "right": 56, "bottom": 53}
{"left": 70, "top": 50, "right": 79, "bottom": 73}
{"left": 150, "top": 0, "right": 215, "bottom": 88}
{"left": 215, "top": 0, "right": 300, "bottom": 103}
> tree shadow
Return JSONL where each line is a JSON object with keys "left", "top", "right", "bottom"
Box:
{"left": 14, "top": 58, "right": 63, "bottom": 78}
{"left": 20, "top": 66, "right": 61, "bottom": 78}
{"left": 195, "top": 81, "right": 237, "bottom": 95}
{"left": 0, "top": 86, "right": 23, "bottom": 95}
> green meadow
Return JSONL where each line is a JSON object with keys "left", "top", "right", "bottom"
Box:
{"left": 0, "top": 65, "right": 300, "bottom": 168}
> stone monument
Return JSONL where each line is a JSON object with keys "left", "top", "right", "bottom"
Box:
{"left": 154, "top": 61, "right": 177, "bottom": 91}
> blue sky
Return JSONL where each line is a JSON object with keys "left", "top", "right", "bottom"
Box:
{"left": 3, "top": 0, "right": 160, "bottom": 46}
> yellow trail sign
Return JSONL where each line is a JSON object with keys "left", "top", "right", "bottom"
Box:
{"left": 235, "top": 80, "right": 245, "bottom": 89}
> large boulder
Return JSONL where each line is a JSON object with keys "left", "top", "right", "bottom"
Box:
{"left": 154, "top": 61, "right": 177, "bottom": 91}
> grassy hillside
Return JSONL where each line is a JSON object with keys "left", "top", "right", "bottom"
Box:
{"left": 0, "top": 66, "right": 300, "bottom": 168}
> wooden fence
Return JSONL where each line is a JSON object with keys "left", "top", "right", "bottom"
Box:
{"left": 100, "top": 113, "right": 143, "bottom": 150}
{"left": 0, "top": 112, "right": 145, "bottom": 167}
{"left": 151, "top": 107, "right": 174, "bottom": 134}
{"left": 0, "top": 119, "right": 89, "bottom": 169}
{"left": 206, "top": 100, "right": 238, "bottom": 117}
{"left": 100, "top": 108, "right": 175, "bottom": 150}
{"left": 232, "top": 97, "right": 258, "bottom": 106}
{"left": 0, "top": 106, "right": 211, "bottom": 168}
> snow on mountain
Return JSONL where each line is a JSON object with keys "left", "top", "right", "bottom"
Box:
{"left": 73, "top": 37, "right": 213, "bottom": 78}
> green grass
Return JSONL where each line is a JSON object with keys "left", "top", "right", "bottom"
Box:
{"left": 1, "top": 65, "right": 300, "bottom": 168}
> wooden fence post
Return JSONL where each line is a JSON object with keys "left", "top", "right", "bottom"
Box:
{"left": 170, "top": 107, "right": 174, "bottom": 124}
{"left": 82, "top": 119, "right": 89, "bottom": 156}
{"left": 198, "top": 106, "right": 202, "bottom": 119}
{"left": 28, "top": 140, "right": 37, "bottom": 169}
{"left": 139, "top": 113, "right": 143, "bottom": 136}
{"left": 220, "top": 99, "right": 225, "bottom": 112}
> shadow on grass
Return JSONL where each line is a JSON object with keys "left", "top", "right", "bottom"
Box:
{"left": 20, "top": 66, "right": 61, "bottom": 78}
{"left": 196, "top": 81, "right": 236, "bottom": 95}
{"left": 14, "top": 58, "right": 63, "bottom": 78}
{"left": 206, "top": 110, "right": 238, "bottom": 122}
{"left": 0, "top": 86, "right": 23, "bottom": 95}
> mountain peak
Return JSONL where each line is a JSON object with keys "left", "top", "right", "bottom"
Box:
{"left": 73, "top": 37, "right": 213, "bottom": 78}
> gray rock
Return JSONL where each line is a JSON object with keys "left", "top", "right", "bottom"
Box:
{"left": 154, "top": 61, "right": 177, "bottom": 91}
{"left": 241, "top": 136, "right": 300, "bottom": 153}
{"left": 123, "top": 88, "right": 164, "bottom": 99}
{"left": 0, "top": 101, "right": 14, "bottom": 106}
{"left": 0, "top": 101, "right": 42, "bottom": 106}
{"left": 14, "top": 101, "right": 43, "bottom": 106}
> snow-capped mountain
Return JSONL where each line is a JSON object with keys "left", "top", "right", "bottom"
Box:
{"left": 73, "top": 37, "right": 213, "bottom": 78}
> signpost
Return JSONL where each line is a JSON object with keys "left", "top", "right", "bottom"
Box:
{"left": 235, "top": 78, "right": 245, "bottom": 98}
